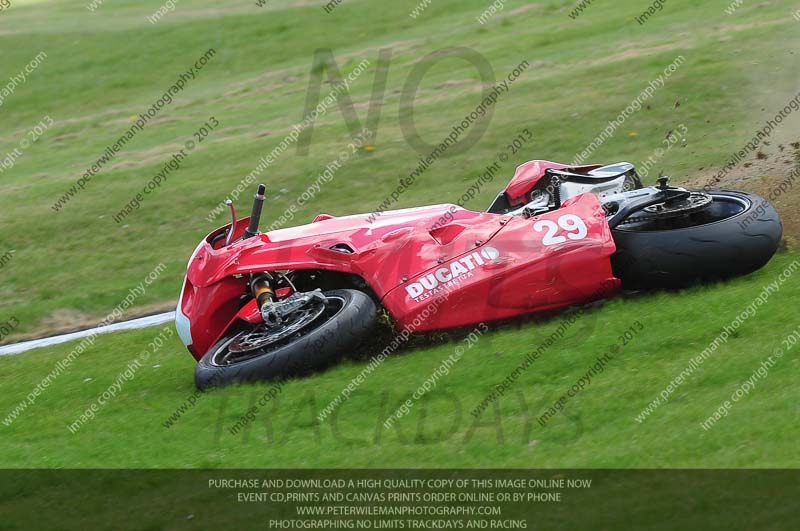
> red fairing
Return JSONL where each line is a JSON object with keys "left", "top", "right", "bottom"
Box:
{"left": 381, "top": 193, "right": 619, "bottom": 331}
{"left": 181, "top": 205, "right": 503, "bottom": 356}
{"left": 504, "top": 160, "right": 602, "bottom": 206}
{"left": 178, "top": 186, "right": 619, "bottom": 358}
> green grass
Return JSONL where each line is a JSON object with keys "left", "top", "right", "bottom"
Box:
{"left": 1, "top": 0, "right": 799, "bottom": 469}
{"left": 0, "top": 0, "right": 799, "bottom": 338}
{"left": 1, "top": 251, "right": 798, "bottom": 468}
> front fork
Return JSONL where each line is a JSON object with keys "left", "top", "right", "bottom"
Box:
{"left": 250, "top": 273, "right": 275, "bottom": 310}
{"left": 248, "top": 272, "right": 328, "bottom": 329}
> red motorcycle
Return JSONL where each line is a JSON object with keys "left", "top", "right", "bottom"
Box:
{"left": 176, "top": 160, "right": 782, "bottom": 388}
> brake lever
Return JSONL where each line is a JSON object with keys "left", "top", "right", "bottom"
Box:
{"left": 224, "top": 200, "right": 237, "bottom": 247}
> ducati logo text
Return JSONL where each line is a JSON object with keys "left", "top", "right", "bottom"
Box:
{"left": 405, "top": 247, "right": 500, "bottom": 302}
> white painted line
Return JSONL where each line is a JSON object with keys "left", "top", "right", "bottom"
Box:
{"left": 0, "top": 312, "right": 175, "bottom": 357}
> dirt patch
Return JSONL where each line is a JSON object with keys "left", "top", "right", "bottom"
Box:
{"left": 1, "top": 302, "right": 176, "bottom": 346}
{"left": 436, "top": 79, "right": 475, "bottom": 90}
{"left": 686, "top": 141, "right": 800, "bottom": 241}
{"left": 593, "top": 43, "right": 687, "bottom": 66}
{"left": 709, "top": 19, "right": 786, "bottom": 38}
{"left": 505, "top": 4, "right": 543, "bottom": 17}
{"left": 45, "top": 309, "right": 94, "bottom": 333}
{"left": 584, "top": 17, "right": 789, "bottom": 70}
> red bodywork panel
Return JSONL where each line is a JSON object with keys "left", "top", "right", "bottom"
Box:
{"left": 381, "top": 194, "right": 618, "bottom": 330}
{"left": 178, "top": 175, "right": 620, "bottom": 359}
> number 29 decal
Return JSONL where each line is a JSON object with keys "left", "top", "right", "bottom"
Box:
{"left": 533, "top": 214, "right": 588, "bottom": 246}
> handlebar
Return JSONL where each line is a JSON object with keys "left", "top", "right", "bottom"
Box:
{"left": 244, "top": 184, "right": 266, "bottom": 239}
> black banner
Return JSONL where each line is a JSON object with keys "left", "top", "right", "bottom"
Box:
{"left": 1, "top": 470, "right": 798, "bottom": 529}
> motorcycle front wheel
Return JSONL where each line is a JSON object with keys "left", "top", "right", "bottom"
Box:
{"left": 611, "top": 190, "right": 783, "bottom": 289}
{"left": 194, "top": 289, "right": 377, "bottom": 390}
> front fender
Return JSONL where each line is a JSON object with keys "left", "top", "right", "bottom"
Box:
{"left": 177, "top": 272, "right": 248, "bottom": 360}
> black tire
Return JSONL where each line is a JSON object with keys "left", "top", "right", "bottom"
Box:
{"left": 195, "top": 289, "right": 376, "bottom": 389}
{"left": 611, "top": 190, "right": 782, "bottom": 289}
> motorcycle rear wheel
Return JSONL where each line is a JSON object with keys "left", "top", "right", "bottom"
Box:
{"left": 611, "top": 190, "right": 782, "bottom": 289}
{"left": 195, "top": 289, "right": 377, "bottom": 389}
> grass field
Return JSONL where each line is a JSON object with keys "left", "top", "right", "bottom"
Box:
{"left": 1, "top": 0, "right": 799, "bottom": 469}
{"left": 0, "top": 251, "right": 799, "bottom": 468}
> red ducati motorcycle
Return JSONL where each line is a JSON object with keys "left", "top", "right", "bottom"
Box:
{"left": 176, "top": 160, "right": 782, "bottom": 388}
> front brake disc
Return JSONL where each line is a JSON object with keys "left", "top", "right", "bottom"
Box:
{"left": 228, "top": 302, "right": 327, "bottom": 353}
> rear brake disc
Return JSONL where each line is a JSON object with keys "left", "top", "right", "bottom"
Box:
{"left": 618, "top": 191, "right": 712, "bottom": 225}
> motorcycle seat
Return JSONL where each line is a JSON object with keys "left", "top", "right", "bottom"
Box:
{"left": 547, "top": 162, "right": 636, "bottom": 184}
